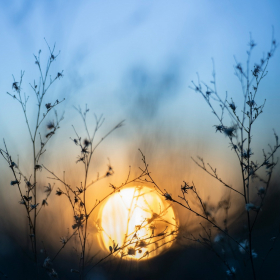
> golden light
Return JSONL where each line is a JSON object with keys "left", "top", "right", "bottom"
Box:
{"left": 97, "top": 186, "right": 178, "bottom": 260}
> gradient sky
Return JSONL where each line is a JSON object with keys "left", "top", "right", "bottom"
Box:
{"left": 1, "top": 0, "right": 279, "bottom": 188}
{"left": 0, "top": 0, "right": 279, "bottom": 189}
{"left": 1, "top": 1, "right": 280, "bottom": 279}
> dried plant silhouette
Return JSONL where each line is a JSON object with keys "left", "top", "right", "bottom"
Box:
{"left": 0, "top": 40, "right": 64, "bottom": 275}
{"left": 0, "top": 40, "right": 178, "bottom": 279}
{"left": 1, "top": 33, "right": 279, "bottom": 280}
{"left": 42, "top": 124, "right": 178, "bottom": 278}
{"left": 41, "top": 106, "right": 150, "bottom": 278}
{"left": 138, "top": 34, "right": 279, "bottom": 279}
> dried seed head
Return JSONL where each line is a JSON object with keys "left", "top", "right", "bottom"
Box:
{"left": 45, "top": 183, "right": 52, "bottom": 194}
{"left": 239, "top": 240, "right": 249, "bottom": 254}
{"left": 57, "top": 72, "right": 63, "bottom": 79}
{"left": 83, "top": 138, "right": 90, "bottom": 147}
{"left": 43, "top": 257, "right": 52, "bottom": 268}
{"left": 46, "top": 121, "right": 55, "bottom": 130}
{"left": 10, "top": 162, "right": 17, "bottom": 168}
{"left": 127, "top": 247, "right": 136, "bottom": 255}
{"left": 35, "top": 164, "right": 42, "bottom": 171}
{"left": 42, "top": 199, "right": 48, "bottom": 206}
{"left": 56, "top": 188, "right": 63, "bottom": 196}
{"left": 229, "top": 102, "right": 236, "bottom": 112}
{"left": 12, "top": 82, "right": 20, "bottom": 91}
{"left": 164, "top": 192, "right": 172, "bottom": 201}
{"left": 214, "top": 125, "right": 224, "bottom": 133}
{"left": 19, "top": 199, "right": 25, "bottom": 205}
{"left": 223, "top": 126, "right": 236, "bottom": 138}
{"left": 49, "top": 269, "right": 58, "bottom": 278}
{"left": 252, "top": 250, "right": 258, "bottom": 259}
{"left": 60, "top": 237, "right": 67, "bottom": 245}
{"left": 45, "top": 103, "right": 52, "bottom": 109}
{"left": 245, "top": 203, "right": 256, "bottom": 212}
{"left": 10, "top": 180, "right": 19, "bottom": 186}
{"left": 138, "top": 240, "right": 147, "bottom": 248}
{"left": 257, "top": 187, "right": 266, "bottom": 196}
{"left": 226, "top": 267, "right": 236, "bottom": 276}
{"left": 30, "top": 203, "right": 39, "bottom": 210}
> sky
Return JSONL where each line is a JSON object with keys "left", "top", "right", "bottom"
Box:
{"left": 0, "top": 0, "right": 279, "bottom": 176}
{"left": 0, "top": 0, "right": 279, "bottom": 147}
{"left": 0, "top": 0, "right": 279, "bottom": 209}
{"left": 0, "top": 1, "right": 280, "bottom": 279}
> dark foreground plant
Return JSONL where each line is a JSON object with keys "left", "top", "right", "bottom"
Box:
{"left": 0, "top": 42, "right": 177, "bottom": 280}
{"left": 137, "top": 33, "right": 279, "bottom": 279}
{"left": 42, "top": 107, "right": 178, "bottom": 279}
{"left": 0, "top": 40, "right": 64, "bottom": 273}
{"left": 1, "top": 33, "right": 279, "bottom": 280}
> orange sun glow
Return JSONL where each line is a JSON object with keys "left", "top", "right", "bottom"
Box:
{"left": 97, "top": 186, "right": 178, "bottom": 260}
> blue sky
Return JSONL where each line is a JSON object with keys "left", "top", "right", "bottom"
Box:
{"left": 0, "top": 0, "right": 280, "bottom": 198}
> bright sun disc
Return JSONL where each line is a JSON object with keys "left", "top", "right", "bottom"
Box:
{"left": 97, "top": 186, "right": 178, "bottom": 260}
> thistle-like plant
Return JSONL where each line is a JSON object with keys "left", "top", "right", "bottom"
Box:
{"left": 0, "top": 42, "right": 176, "bottom": 279}
{"left": 0, "top": 40, "right": 64, "bottom": 273}
{"left": 138, "top": 33, "right": 279, "bottom": 279}
{"left": 41, "top": 105, "right": 160, "bottom": 279}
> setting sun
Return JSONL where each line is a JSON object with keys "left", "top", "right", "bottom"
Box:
{"left": 97, "top": 186, "right": 178, "bottom": 260}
